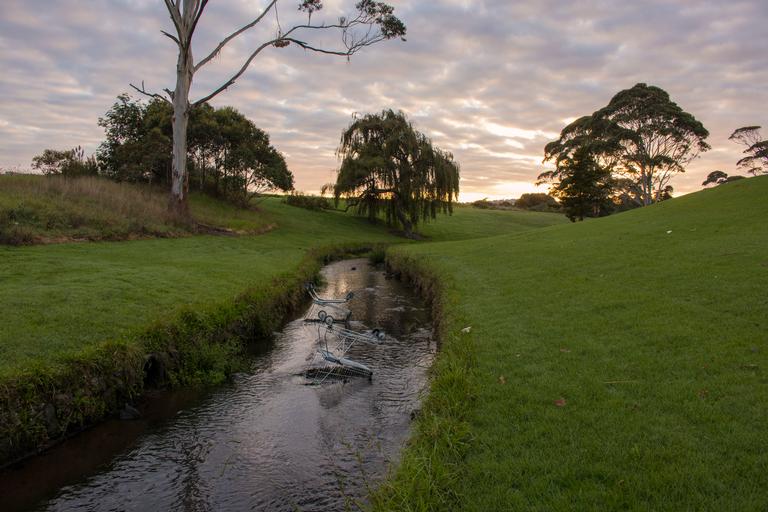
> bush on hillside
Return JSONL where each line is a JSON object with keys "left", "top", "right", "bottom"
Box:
{"left": 471, "top": 198, "right": 516, "bottom": 210}
{"left": 284, "top": 192, "right": 331, "bottom": 211}
{"left": 516, "top": 193, "right": 560, "bottom": 212}
{"left": 32, "top": 146, "right": 99, "bottom": 177}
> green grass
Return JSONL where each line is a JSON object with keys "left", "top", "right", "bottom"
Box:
{"left": 383, "top": 176, "right": 768, "bottom": 510}
{"left": 417, "top": 204, "right": 567, "bottom": 242}
{"left": 0, "top": 191, "right": 563, "bottom": 377}
{"left": 0, "top": 200, "right": 388, "bottom": 376}
{"left": 9, "top": 172, "right": 764, "bottom": 509}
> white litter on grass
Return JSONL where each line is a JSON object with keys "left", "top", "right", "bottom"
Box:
{"left": 666, "top": 230, "right": 673, "bottom": 234}
{"left": 461, "top": 326, "right": 472, "bottom": 334}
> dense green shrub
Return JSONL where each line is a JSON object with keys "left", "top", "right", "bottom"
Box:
{"left": 284, "top": 192, "right": 331, "bottom": 211}
{"left": 515, "top": 193, "right": 560, "bottom": 211}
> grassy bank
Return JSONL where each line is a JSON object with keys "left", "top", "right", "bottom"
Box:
{"left": 0, "top": 175, "right": 274, "bottom": 244}
{"left": 0, "top": 183, "right": 564, "bottom": 464}
{"left": 379, "top": 176, "right": 768, "bottom": 510}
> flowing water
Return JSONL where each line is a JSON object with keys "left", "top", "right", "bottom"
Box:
{"left": 1, "top": 259, "right": 435, "bottom": 512}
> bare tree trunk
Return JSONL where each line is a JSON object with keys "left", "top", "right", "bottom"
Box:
{"left": 170, "top": 43, "right": 193, "bottom": 215}
{"left": 640, "top": 167, "right": 652, "bottom": 206}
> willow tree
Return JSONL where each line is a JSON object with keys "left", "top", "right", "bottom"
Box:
{"left": 131, "top": 1, "right": 405, "bottom": 214}
{"left": 333, "top": 110, "right": 460, "bottom": 238}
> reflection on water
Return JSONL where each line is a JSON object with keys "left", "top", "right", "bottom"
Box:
{"left": 3, "top": 259, "right": 434, "bottom": 512}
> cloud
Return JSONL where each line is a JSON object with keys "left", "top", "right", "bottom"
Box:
{"left": 0, "top": 0, "right": 766, "bottom": 200}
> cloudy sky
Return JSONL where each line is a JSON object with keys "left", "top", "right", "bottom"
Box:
{"left": 1, "top": 0, "right": 766, "bottom": 200}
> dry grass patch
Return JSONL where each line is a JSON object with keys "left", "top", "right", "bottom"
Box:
{"left": 0, "top": 175, "right": 273, "bottom": 244}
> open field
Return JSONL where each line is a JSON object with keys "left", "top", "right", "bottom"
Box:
{"left": 0, "top": 182, "right": 564, "bottom": 378}
{"left": 3, "top": 174, "right": 766, "bottom": 509}
{"left": 381, "top": 176, "right": 768, "bottom": 510}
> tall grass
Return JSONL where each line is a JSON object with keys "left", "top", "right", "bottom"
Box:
{"left": 0, "top": 175, "right": 188, "bottom": 244}
{"left": 15, "top": 175, "right": 184, "bottom": 224}
{"left": 0, "top": 175, "right": 278, "bottom": 244}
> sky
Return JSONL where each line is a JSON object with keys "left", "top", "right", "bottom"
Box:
{"left": 1, "top": 0, "right": 766, "bottom": 201}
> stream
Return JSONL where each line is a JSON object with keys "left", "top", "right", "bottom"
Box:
{"left": 1, "top": 258, "right": 435, "bottom": 511}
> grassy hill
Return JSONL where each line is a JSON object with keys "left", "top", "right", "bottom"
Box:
{"left": 0, "top": 175, "right": 274, "bottom": 244}
{"left": 381, "top": 176, "right": 768, "bottom": 510}
{"left": 0, "top": 176, "right": 563, "bottom": 377}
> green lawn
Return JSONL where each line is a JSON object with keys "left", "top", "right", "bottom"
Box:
{"left": 418, "top": 204, "right": 568, "bottom": 241}
{"left": 0, "top": 193, "right": 561, "bottom": 377}
{"left": 386, "top": 176, "right": 768, "bottom": 510}
{"left": 6, "top": 173, "right": 763, "bottom": 509}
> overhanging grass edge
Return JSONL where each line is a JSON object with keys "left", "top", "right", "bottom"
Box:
{"left": 371, "top": 249, "right": 477, "bottom": 511}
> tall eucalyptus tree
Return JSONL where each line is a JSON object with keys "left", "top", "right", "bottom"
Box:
{"left": 131, "top": 1, "right": 405, "bottom": 213}
{"left": 594, "top": 84, "right": 710, "bottom": 205}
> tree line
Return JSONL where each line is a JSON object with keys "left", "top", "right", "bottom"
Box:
{"left": 33, "top": 95, "right": 294, "bottom": 207}
{"left": 31, "top": 103, "right": 460, "bottom": 237}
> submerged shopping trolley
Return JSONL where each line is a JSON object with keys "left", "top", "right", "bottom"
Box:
{"left": 304, "top": 283, "right": 354, "bottom": 324}
{"left": 305, "top": 311, "right": 386, "bottom": 384}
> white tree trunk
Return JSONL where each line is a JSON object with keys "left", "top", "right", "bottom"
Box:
{"left": 170, "top": 43, "right": 193, "bottom": 213}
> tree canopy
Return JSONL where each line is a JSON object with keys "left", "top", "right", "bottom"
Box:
{"left": 541, "top": 83, "right": 710, "bottom": 209}
{"left": 541, "top": 146, "right": 613, "bottom": 221}
{"left": 96, "top": 95, "right": 293, "bottom": 204}
{"left": 32, "top": 146, "right": 98, "bottom": 177}
{"left": 702, "top": 170, "right": 745, "bottom": 187}
{"left": 729, "top": 126, "right": 768, "bottom": 176}
{"left": 332, "top": 110, "right": 460, "bottom": 238}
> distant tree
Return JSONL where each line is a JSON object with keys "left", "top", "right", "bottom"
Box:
{"left": 32, "top": 146, "right": 98, "bottom": 177}
{"left": 702, "top": 170, "right": 745, "bottom": 187}
{"left": 202, "top": 106, "right": 294, "bottom": 205}
{"left": 129, "top": 0, "right": 406, "bottom": 215}
{"left": 658, "top": 184, "right": 674, "bottom": 201}
{"left": 729, "top": 126, "right": 768, "bottom": 175}
{"left": 702, "top": 170, "right": 729, "bottom": 186}
{"left": 333, "top": 110, "right": 460, "bottom": 238}
{"left": 543, "top": 84, "right": 710, "bottom": 207}
{"left": 515, "top": 193, "right": 559, "bottom": 211}
{"left": 542, "top": 146, "right": 613, "bottom": 222}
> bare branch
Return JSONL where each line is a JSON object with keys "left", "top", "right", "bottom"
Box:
{"left": 195, "top": 0, "right": 279, "bottom": 72}
{"left": 188, "top": 0, "right": 209, "bottom": 41}
{"left": 193, "top": 40, "right": 276, "bottom": 106}
{"left": 163, "top": 0, "right": 182, "bottom": 38}
{"left": 129, "top": 81, "right": 172, "bottom": 104}
{"left": 161, "top": 30, "right": 180, "bottom": 46}
{"left": 284, "top": 37, "right": 365, "bottom": 56}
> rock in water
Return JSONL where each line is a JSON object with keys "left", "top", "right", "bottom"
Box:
{"left": 119, "top": 403, "right": 141, "bottom": 421}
